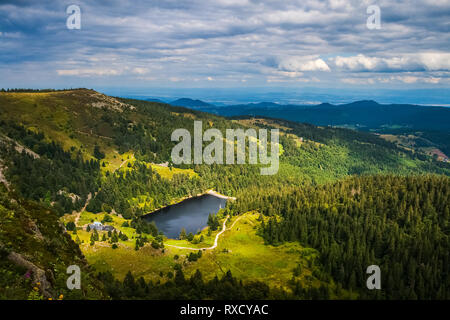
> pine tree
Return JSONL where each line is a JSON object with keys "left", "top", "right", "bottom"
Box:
{"left": 179, "top": 228, "right": 187, "bottom": 240}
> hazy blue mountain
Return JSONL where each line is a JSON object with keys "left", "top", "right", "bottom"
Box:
{"left": 145, "top": 98, "right": 167, "bottom": 104}
{"left": 171, "top": 98, "right": 214, "bottom": 108}
{"left": 190, "top": 100, "right": 450, "bottom": 132}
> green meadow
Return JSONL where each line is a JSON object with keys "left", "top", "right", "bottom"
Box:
{"left": 68, "top": 211, "right": 337, "bottom": 295}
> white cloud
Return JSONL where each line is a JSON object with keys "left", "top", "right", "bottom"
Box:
{"left": 132, "top": 67, "right": 149, "bottom": 75}
{"left": 394, "top": 75, "right": 442, "bottom": 84}
{"left": 341, "top": 75, "right": 444, "bottom": 85}
{"left": 56, "top": 68, "right": 122, "bottom": 76}
{"left": 215, "top": 0, "right": 250, "bottom": 6}
{"left": 417, "top": 53, "right": 450, "bottom": 71}
{"left": 274, "top": 71, "right": 304, "bottom": 78}
{"left": 396, "top": 76, "right": 418, "bottom": 83}
{"left": 267, "top": 76, "right": 311, "bottom": 83}
{"left": 334, "top": 54, "right": 380, "bottom": 71}
{"left": 278, "top": 56, "right": 330, "bottom": 72}
{"left": 341, "top": 78, "right": 375, "bottom": 85}
{"left": 423, "top": 77, "right": 441, "bottom": 84}
{"left": 332, "top": 53, "right": 450, "bottom": 72}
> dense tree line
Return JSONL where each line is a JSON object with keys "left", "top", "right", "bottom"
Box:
{"left": 232, "top": 175, "right": 450, "bottom": 299}
{"left": 87, "top": 162, "right": 206, "bottom": 218}
{"left": 0, "top": 123, "right": 100, "bottom": 215}
{"left": 112, "top": 98, "right": 248, "bottom": 163}
{"left": 97, "top": 269, "right": 332, "bottom": 300}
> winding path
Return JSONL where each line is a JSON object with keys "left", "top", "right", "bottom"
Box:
{"left": 73, "top": 157, "right": 126, "bottom": 225}
{"left": 74, "top": 192, "right": 93, "bottom": 226}
{"left": 165, "top": 215, "right": 243, "bottom": 251}
{"left": 116, "top": 159, "right": 128, "bottom": 171}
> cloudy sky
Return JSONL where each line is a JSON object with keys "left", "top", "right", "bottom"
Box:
{"left": 0, "top": 0, "right": 449, "bottom": 100}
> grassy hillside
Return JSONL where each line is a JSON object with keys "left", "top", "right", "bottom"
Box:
{"left": 2, "top": 89, "right": 447, "bottom": 219}
{"left": 0, "top": 89, "right": 449, "bottom": 300}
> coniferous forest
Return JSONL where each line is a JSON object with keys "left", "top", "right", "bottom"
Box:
{"left": 234, "top": 175, "right": 450, "bottom": 299}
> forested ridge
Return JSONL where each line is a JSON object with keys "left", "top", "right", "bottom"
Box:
{"left": 1, "top": 89, "right": 448, "bottom": 219}
{"left": 232, "top": 175, "right": 450, "bottom": 299}
{"left": 0, "top": 122, "right": 100, "bottom": 215}
{"left": 0, "top": 89, "right": 449, "bottom": 300}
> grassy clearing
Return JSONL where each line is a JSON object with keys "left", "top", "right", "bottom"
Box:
{"left": 0, "top": 91, "right": 111, "bottom": 161}
{"left": 64, "top": 210, "right": 139, "bottom": 247}
{"left": 101, "top": 151, "right": 135, "bottom": 174}
{"left": 149, "top": 164, "right": 198, "bottom": 179}
{"left": 73, "top": 211, "right": 332, "bottom": 293}
{"left": 180, "top": 213, "right": 323, "bottom": 290}
{"left": 70, "top": 211, "right": 171, "bottom": 282}
{"left": 63, "top": 210, "right": 168, "bottom": 282}
{"left": 83, "top": 244, "right": 175, "bottom": 282}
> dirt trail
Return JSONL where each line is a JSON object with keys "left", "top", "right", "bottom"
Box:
{"left": 74, "top": 192, "right": 93, "bottom": 226}
{"left": 165, "top": 215, "right": 243, "bottom": 251}
{"left": 111, "top": 157, "right": 129, "bottom": 173}
{"left": 117, "top": 159, "right": 128, "bottom": 170}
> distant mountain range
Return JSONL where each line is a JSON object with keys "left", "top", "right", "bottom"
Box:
{"left": 145, "top": 98, "right": 166, "bottom": 104}
{"left": 176, "top": 99, "right": 450, "bottom": 132}
{"left": 136, "top": 96, "right": 450, "bottom": 156}
{"left": 166, "top": 98, "right": 450, "bottom": 157}
{"left": 170, "top": 98, "right": 214, "bottom": 108}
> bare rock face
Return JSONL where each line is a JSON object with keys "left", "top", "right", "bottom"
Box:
{"left": 7, "top": 251, "right": 53, "bottom": 299}
{"left": 25, "top": 219, "right": 44, "bottom": 241}
{"left": 0, "top": 135, "right": 40, "bottom": 159}
{"left": 88, "top": 91, "right": 135, "bottom": 112}
{"left": 0, "top": 161, "right": 9, "bottom": 191}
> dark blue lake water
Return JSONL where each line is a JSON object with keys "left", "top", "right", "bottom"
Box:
{"left": 144, "top": 194, "right": 227, "bottom": 239}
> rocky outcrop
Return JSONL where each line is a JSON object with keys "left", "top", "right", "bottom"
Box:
{"left": 88, "top": 91, "right": 135, "bottom": 112}
{"left": 7, "top": 251, "right": 53, "bottom": 298}
{"left": 0, "top": 134, "right": 40, "bottom": 159}
{"left": 0, "top": 161, "right": 9, "bottom": 191}
{"left": 25, "top": 219, "right": 44, "bottom": 241}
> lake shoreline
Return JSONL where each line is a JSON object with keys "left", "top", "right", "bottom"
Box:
{"left": 141, "top": 189, "right": 235, "bottom": 219}
{"left": 206, "top": 190, "right": 237, "bottom": 201}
